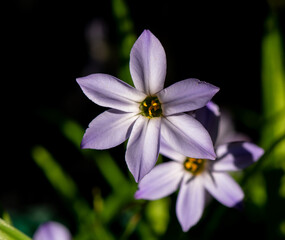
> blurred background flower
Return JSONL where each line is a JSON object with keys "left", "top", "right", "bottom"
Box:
{"left": 33, "top": 221, "right": 72, "bottom": 240}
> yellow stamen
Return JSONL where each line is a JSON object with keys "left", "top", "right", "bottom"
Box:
{"left": 185, "top": 161, "right": 192, "bottom": 169}
{"left": 148, "top": 107, "right": 153, "bottom": 117}
{"left": 151, "top": 100, "right": 158, "bottom": 106}
{"left": 183, "top": 158, "right": 206, "bottom": 175}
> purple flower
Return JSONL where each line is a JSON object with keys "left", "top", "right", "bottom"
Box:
{"left": 135, "top": 102, "right": 264, "bottom": 231}
{"left": 33, "top": 222, "right": 72, "bottom": 240}
{"left": 77, "top": 30, "right": 219, "bottom": 182}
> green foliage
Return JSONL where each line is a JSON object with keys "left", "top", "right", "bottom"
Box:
{"left": 111, "top": 0, "right": 136, "bottom": 86}
{"left": 261, "top": 14, "right": 285, "bottom": 167}
{"left": 0, "top": 219, "right": 31, "bottom": 240}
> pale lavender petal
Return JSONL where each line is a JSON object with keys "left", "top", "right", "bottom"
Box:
{"left": 126, "top": 116, "right": 161, "bottom": 182}
{"left": 81, "top": 109, "right": 138, "bottom": 149}
{"left": 130, "top": 30, "right": 166, "bottom": 95}
{"left": 77, "top": 73, "right": 146, "bottom": 112}
{"left": 160, "top": 137, "right": 186, "bottom": 162}
{"left": 33, "top": 222, "right": 72, "bottom": 240}
{"left": 135, "top": 161, "right": 184, "bottom": 200}
{"left": 176, "top": 176, "right": 205, "bottom": 232}
{"left": 157, "top": 78, "right": 219, "bottom": 115}
{"left": 161, "top": 114, "right": 216, "bottom": 160}
{"left": 203, "top": 172, "right": 244, "bottom": 207}
{"left": 195, "top": 101, "right": 220, "bottom": 144}
{"left": 215, "top": 109, "right": 250, "bottom": 146}
{"left": 213, "top": 142, "right": 264, "bottom": 172}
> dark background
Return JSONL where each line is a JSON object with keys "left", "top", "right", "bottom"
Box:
{"left": 3, "top": 0, "right": 285, "bottom": 239}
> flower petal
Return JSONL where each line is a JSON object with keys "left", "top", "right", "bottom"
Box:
{"left": 160, "top": 137, "right": 186, "bottom": 162}
{"left": 215, "top": 110, "right": 250, "bottom": 146}
{"left": 157, "top": 78, "right": 219, "bottom": 115}
{"left": 77, "top": 73, "right": 146, "bottom": 112}
{"left": 130, "top": 30, "right": 166, "bottom": 95}
{"left": 213, "top": 142, "right": 264, "bottom": 172}
{"left": 81, "top": 109, "right": 138, "bottom": 149}
{"left": 195, "top": 101, "right": 220, "bottom": 144}
{"left": 33, "top": 222, "right": 72, "bottom": 240}
{"left": 135, "top": 161, "right": 184, "bottom": 200}
{"left": 161, "top": 114, "right": 216, "bottom": 160}
{"left": 126, "top": 116, "right": 161, "bottom": 182}
{"left": 176, "top": 176, "right": 205, "bottom": 232}
{"left": 203, "top": 172, "right": 244, "bottom": 207}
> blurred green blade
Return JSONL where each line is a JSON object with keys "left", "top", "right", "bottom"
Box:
{"left": 95, "top": 151, "right": 132, "bottom": 191}
{"left": 261, "top": 14, "right": 285, "bottom": 167}
{"left": 111, "top": 0, "right": 136, "bottom": 86}
{"left": 31, "top": 146, "right": 78, "bottom": 200}
{"left": 146, "top": 198, "right": 170, "bottom": 235}
{"left": 0, "top": 219, "right": 31, "bottom": 240}
{"left": 31, "top": 146, "right": 115, "bottom": 240}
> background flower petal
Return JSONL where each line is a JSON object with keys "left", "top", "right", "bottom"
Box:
{"left": 160, "top": 137, "right": 186, "bottom": 162}
{"left": 157, "top": 78, "right": 219, "bottom": 115}
{"left": 130, "top": 30, "right": 166, "bottom": 95}
{"left": 195, "top": 101, "right": 220, "bottom": 144}
{"left": 33, "top": 222, "right": 72, "bottom": 240}
{"left": 81, "top": 109, "right": 138, "bottom": 149}
{"left": 215, "top": 109, "right": 250, "bottom": 146}
{"left": 161, "top": 114, "right": 216, "bottom": 160}
{"left": 176, "top": 176, "right": 205, "bottom": 232}
{"left": 77, "top": 73, "right": 146, "bottom": 112}
{"left": 126, "top": 116, "right": 161, "bottom": 182}
{"left": 213, "top": 142, "right": 264, "bottom": 171}
{"left": 203, "top": 172, "right": 244, "bottom": 207}
{"left": 135, "top": 161, "right": 184, "bottom": 200}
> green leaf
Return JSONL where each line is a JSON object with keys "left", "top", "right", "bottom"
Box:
{"left": 261, "top": 14, "right": 285, "bottom": 167}
{"left": 111, "top": 0, "right": 136, "bottom": 86}
{"left": 31, "top": 146, "right": 115, "bottom": 240}
{"left": 31, "top": 146, "right": 77, "bottom": 200}
{"left": 0, "top": 218, "right": 31, "bottom": 240}
{"left": 145, "top": 198, "right": 170, "bottom": 235}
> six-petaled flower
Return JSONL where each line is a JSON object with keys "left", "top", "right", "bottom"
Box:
{"left": 77, "top": 30, "right": 219, "bottom": 182}
{"left": 135, "top": 102, "right": 264, "bottom": 231}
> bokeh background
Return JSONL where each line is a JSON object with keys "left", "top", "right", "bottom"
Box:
{"left": 3, "top": 0, "right": 285, "bottom": 239}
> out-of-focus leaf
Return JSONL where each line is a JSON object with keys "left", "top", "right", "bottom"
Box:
{"left": 111, "top": 0, "right": 136, "bottom": 86}
{"left": 261, "top": 14, "right": 285, "bottom": 167}
{"left": 120, "top": 213, "right": 141, "bottom": 240}
{"left": 32, "top": 146, "right": 77, "bottom": 200}
{"left": 278, "top": 174, "right": 285, "bottom": 198}
{"left": 245, "top": 173, "right": 267, "bottom": 207}
{"left": 62, "top": 120, "right": 84, "bottom": 148}
{"left": 146, "top": 198, "right": 170, "bottom": 235}
{"left": 2, "top": 212, "right": 12, "bottom": 226}
{"left": 94, "top": 151, "right": 132, "bottom": 192}
{"left": 31, "top": 146, "right": 115, "bottom": 240}
{"left": 280, "top": 221, "right": 285, "bottom": 236}
{"left": 0, "top": 218, "right": 31, "bottom": 240}
{"left": 137, "top": 220, "right": 158, "bottom": 240}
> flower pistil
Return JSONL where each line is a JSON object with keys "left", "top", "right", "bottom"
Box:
{"left": 140, "top": 96, "right": 162, "bottom": 118}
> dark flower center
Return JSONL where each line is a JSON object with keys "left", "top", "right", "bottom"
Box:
{"left": 140, "top": 96, "right": 162, "bottom": 118}
{"left": 184, "top": 158, "right": 205, "bottom": 175}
